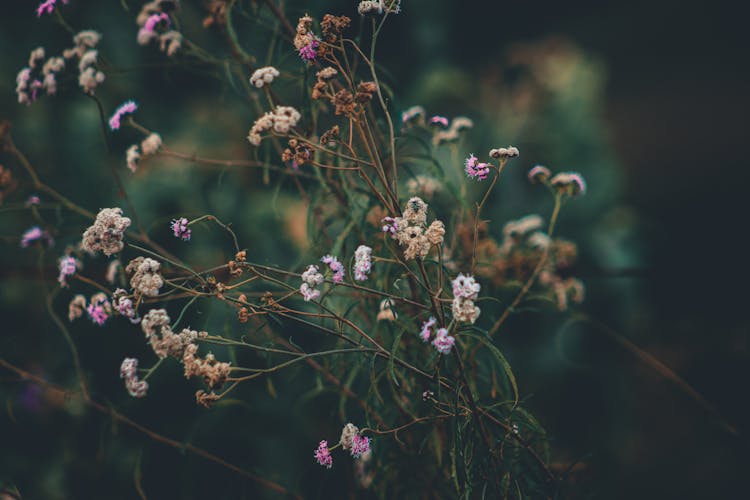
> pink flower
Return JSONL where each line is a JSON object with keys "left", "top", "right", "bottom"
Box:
{"left": 420, "top": 316, "right": 436, "bottom": 342}
{"left": 170, "top": 217, "right": 191, "bottom": 241}
{"left": 144, "top": 12, "right": 170, "bottom": 32}
{"left": 381, "top": 216, "right": 399, "bottom": 237}
{"left": 57, "top": 255, "right": 79, "bottom": 287}
{"left": 350, "top": 434, "right": 370, "bottom": 459}
{"left": 314, "top": 440, "right": 333, "bottom": 469}
{"left": 109, "top": 100, "right": 138, "bottom": 131}
{"left": 299, "top": 39, "right": 320, "bottom": 62}
{"left": 21, "top": 226, "right": 54, "bottom": 248}
{"left": 86, "top": 295, "right": 110, "bottom": 326}
{"left": 464, "top": 154, "right": 490, "bottom": 181}
{"left": 452, "top": 273, "right": 480, "bottom": 300}
{"left": 36, "top": 0, "right": 68, "bottom": 17}
{"left": 321, "top": 255, "right": 345, "bottom": 284}
{"left": 527, "top": 165, "right": 551, "bottom": 184}
{"left": 432, "top": 327, "right": 455, "bottom": 355}
{"left": 429, "top": 116, "right": 449, "bottom": 127}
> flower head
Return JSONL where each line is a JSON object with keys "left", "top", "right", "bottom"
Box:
{"left": 354, "top": 245, "right": 372, "bottom": 281}
{"left": 432, "top": 327, "right": 455, "bottom": 354}
{"left": 57, "top": 255, "right": 79, "bottom": 287}
{"left": 429, "top": 115, "right": 449, "bottom": 127}
{"left": 464, "top": 154, "right": 490, "bottom": 181}
{"left": 21, "top": 226, "right": 54, "bottom": 248}
{"left": 249, "top": 66, "right": 280, "bottom": 88}
{"left": 298, "top": 38, "right": 319, "bottom": 62}
{"left": 350, "top": 434, "right": 371, "bottom": 459}
{"left": 86, "top": 293, "right": 111, "bottom": 326}
{"left": 109, "top": 100, "right": 138, "bottom": 131}
{"left": 36, "top": 0, "right": 68, "bottom": 17}
{"left": 550, "top": 171, "right": 587, "bottom": 197}
{"left": 314, "top": 440, "right": 333, "bottom": 469}
{"left": 120, "top": 357, "right": 149, "bottom": 398}
{"left": 321, "top": 255, "right": 345, "bottom": 284}
{"left": 420, "top": 316, "right": 436, "bottom": 342}
{"left": 452, "top": 273, "right": 480, "bottom": 300}
{"left": 528, "top": 165, "right": 551, "bottom": 184}
{"left": 489, "top": 146, "right": 520, "bottom": 160}
{"left": 171, "top": 217, "right": 191, "bottom": 241}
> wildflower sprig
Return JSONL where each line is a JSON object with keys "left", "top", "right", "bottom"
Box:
{"left": 3, "top": 2, "right": 594, "bottom": 497}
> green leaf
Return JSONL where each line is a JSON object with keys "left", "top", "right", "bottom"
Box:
{"left": 459, "top": 331, "right": 519, "bottom": 404}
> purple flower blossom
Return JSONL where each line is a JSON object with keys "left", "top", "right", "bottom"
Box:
{"left": 21, "top": 226, "right": 54, "bottom": 248}
{"left": 420, "top": 316, "right": 436, "bottom": 342}
{"left": 314, "top": 440, "right": 333, "bottom": 469}
{"left": 350, "top": 434, "right": 370, "bottom": 459}
{"left": 432, "top": 327, "right": 455, "bottom": 355}
{"left": 381, "top": 216, "right": 399, "bottom": 238}
{"left": 57, "top": 255, "right": 79, "bottom": 287}
{"left": 113, "top": 289, "right": 140, "bottom": 324}
{"left": 86, "top": 294, "right": 110, "bottom": 326}
{"left": 109, "top": 100, "right": 138, "bottom": 131}
{"left": 321, "top": 255, "right": 345, "bottom": 284}
{"left": 464, "top": 154, "right": 490, "bottom": 181}
{"left": 452, "top": 273, "right": 480, "bottom": 300}
{"left": 170, "top": 217, "right": 191, "bottom": 241}
{"left": 36, "top": 0, "right": 68, "bottom": 17}
{"left": 429, "top": 116, "right": 449, "bottom": 127}
{"left": 298, "top": 39, "right": 320, "bottom": 62}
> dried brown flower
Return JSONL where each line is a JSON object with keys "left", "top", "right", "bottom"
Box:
{"left": 321, "top": 14, "right": 351, "bottom": 42}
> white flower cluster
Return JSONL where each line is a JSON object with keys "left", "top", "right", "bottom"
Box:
{"left": 126, "top": 257, "right": 164, "bottom": 297}
{"left": 126, "top": 133, "right": 162, "bottom": 173}
{"left": 300, "top": 264, "right": 324, "bottom": 301}
{"left": 247, "top": 106, "right": 301, "bottom": 146}
{"left": 249, "top": 66, "right": 280, "bottom": 88}
{"left": 81, "top": 207, "right": 131, "bottom": 256}
{"left": 451, "top": 273, "right": 481, "bottom": 324}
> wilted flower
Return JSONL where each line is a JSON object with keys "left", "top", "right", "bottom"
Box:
{"left": 81, "top": 207, "right": 131, "bottom": 256}
{"left": 489, "top": 146, "right": 520, "bottom": 160}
